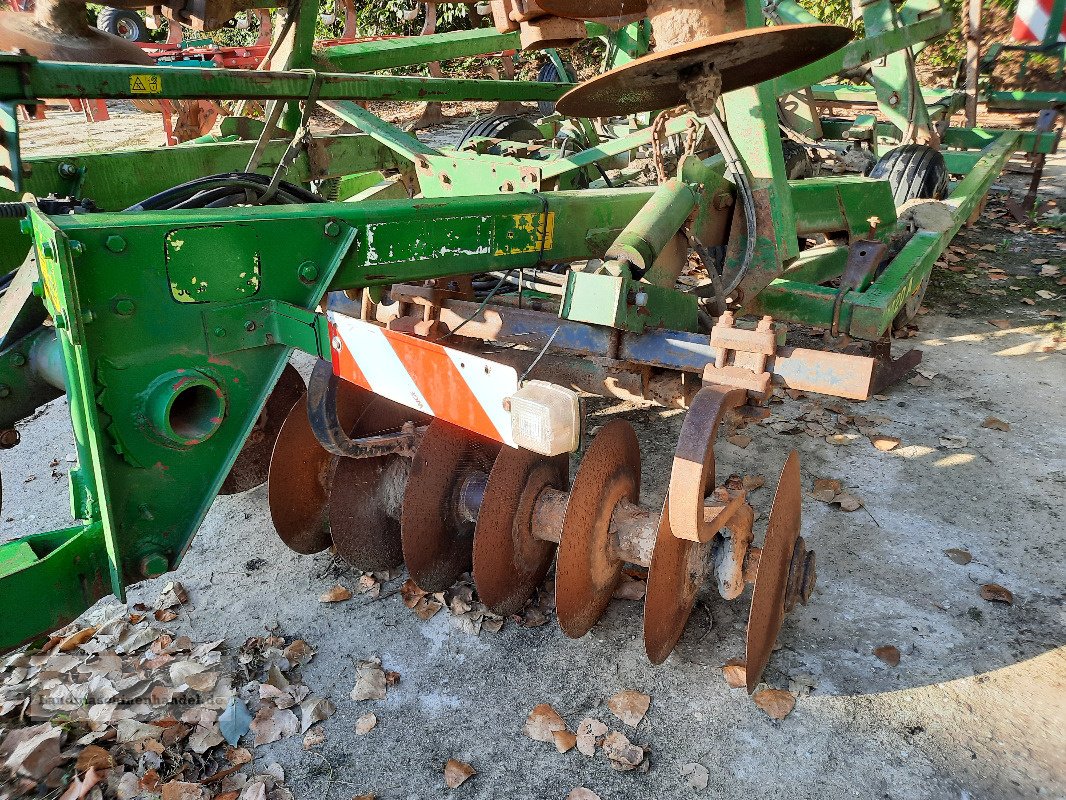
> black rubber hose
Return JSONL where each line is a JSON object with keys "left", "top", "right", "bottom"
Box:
{"left": 0, "top": 203, "right": 28, "bottom": 219}
{"left": 124, "top": 172, "right": 324, "bottom": 212}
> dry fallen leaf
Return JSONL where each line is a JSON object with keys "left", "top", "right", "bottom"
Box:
{"left": 944, "top": 548, "right": 972, "bottom": 565}
{"left": 156, "top": 581, "right": 188, "bottom": 610}
{"left": 523, "top": 703, "right": 567, "bottom": 743}
{"left": 721, "top": 659, "right": 747, "bottom": 689}
{"left": 249, "top": 705, "right": 299, "bottom": 746}
{"left": 566, "top": 790, "right": 602, "bottom": 800}
{"left": 727, "top": 434, "right": 752, "bottom": 449}
{"left": 58, "top": 626, "right": 97, "bottom": 652}
{"left": 302, "top": 730, "right": 326, "bottom": 750}
{"left": 981, "top": 417, "right": 1011, "bottom": 432}
{"left": 355, "top": 713, "right": 378, "bottom": 736}
{"left": 681, "top": 762, "right": 710, "bottom": 790}
{"left": 810, "top": 479, "right": 843, "bottom": 503}
{"left": 607, "top": 690, "right": 651, "bottom": 727}
{"left": 987, "top": 319, "right": 1013, "bottom": 329}
{"left": 443, "top": 759, "right": 476, "bottom": 789}
{"left": 752, "top": 688, "right": 796, "bottom": 720}
{"left": 575, "top": 718, "right": 608, "bottom": 757}
{"left": 602, "top": 731, "right": 645, "bottom": 771}
{"left": 873, "top": 645, "right": 901, "bottom": 666}
{"left": 318, "top": 585, "right": 352, "bottom": 603}
{"left": 300, "top": 697, "right": 336, "bottom": 734}
{"left": 553, "top": 730, "right": 577, "bottom": 753}
{"left": 75, "top": 744, "right": 113, "bottom": 773}
{"left": 412, "top": 597, "right": 444, "bottom": 620}
{"left": 980, "top": 583, "right": 1014, "bottom": 605}
{"left": 347, "top": 658, "right": 389, "bottom": 703}
{"left": 833, "top": 493, "right": 863, "bottom": 512}
{"left": 939, "top": 435, "right": 968, "bottom": 449}
{"left": 869, "top": 434, "right": 902, "bottom": 452}
{"left": 907, "top": 375, "right": 932, "bottom": 387}
{"left": 160, "top": 782, "right": 206, "bottom": 800}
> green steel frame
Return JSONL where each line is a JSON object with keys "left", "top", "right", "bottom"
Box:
{"left": 0, "top": 0, "right": 1058, "bottom": 650}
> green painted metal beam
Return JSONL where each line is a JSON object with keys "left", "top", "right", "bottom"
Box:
{"left": 0, "top": 57, "right": 568, "bottom": 104}
{"left": 322, "top": 27, "right": 521, "bottom": 72}
{"left": 817, "top": 120, "right": 1060, "bottom": 154}
{"left": 0, "top": 523, "right": 111, "bottom": 652}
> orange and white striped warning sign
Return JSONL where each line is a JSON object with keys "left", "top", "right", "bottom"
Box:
{"left": 328, "top": 313, "right": 518, "bottom": 445}
{"left": 1012, "top": 0, "right": 1066, "bottom": 43}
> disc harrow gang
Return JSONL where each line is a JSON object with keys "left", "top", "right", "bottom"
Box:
{"left": 268, "top": 375, "right": 816, "bottom": 683}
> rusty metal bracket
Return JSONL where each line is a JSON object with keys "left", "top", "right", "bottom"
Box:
{"left": 829, "top": 238, "right": 888, "bottom": 342}
{"left": 703, "top": 311, "right": 777, "bottom": 400}
{"left": 870, "top": 337, "right": 923, "bottom": 395}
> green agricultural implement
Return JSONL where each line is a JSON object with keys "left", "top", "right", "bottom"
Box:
{"left": 0, "top": 0, "right": 1059, "bottom": 690}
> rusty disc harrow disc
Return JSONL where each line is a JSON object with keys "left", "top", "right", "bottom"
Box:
{"left": 643, "top": 500, "right": 714, "bottom": 664}
{"left": 668, "top": 385, "right": 746, "bottom": 543}
{"left": 329, "top": 395, "right": 427, "bottom": 572}
{"left": 555, "top": 24, "right": 853, "bottom": 118}
{"left": 0, "top": 11, "right": 155, "bottom": 64}
{"left": 537, "top": 0, "right": 648, "bottom": 18}
{"left": 267, "top": 374, "right": 370, "bottom": 555}
{"left": 472, "top": 447, "right": 570, "bottom": 616}
{"left": 220, "top": 364, "right": 305, "bottom": 495}
{"left": 401, "top": 420, "right": 502, "bottom": 592}
{"left": 745, "top": 450, "right": 802, "bottom": 692}
{"left": 556, "top": 419, "right": 641, "bottom": 639}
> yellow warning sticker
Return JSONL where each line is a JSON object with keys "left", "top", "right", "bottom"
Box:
{"left": 129, "top": 74, "right": 161, "bottom": 94}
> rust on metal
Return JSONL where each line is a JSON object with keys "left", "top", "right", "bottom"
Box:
{"left": 555, "top": 419, "right": 641, "bottom": 639}
{"left": 401, "top": 420, "right": 501, "bottom": 592}
{"left": 472, "top": 447, "right": 570, "bottom": 616}
{"left": 537, "top": 0, "right": 648, "bottom": 18}
{"left": 668, "top": 384, "right": 747, "bottom": 543}
{"left": 329, "top": 455, "right": 406, "bottom": 572}
{"left": 745, "top": 450, "right": 803, "bottom": 693}
{"left": 220, "top": 364, "right": 305, "bottom": 496}
{"left": 643, "top": 499, "right": 713, "bottom": 664}
{"left": 0, "top": 0, "right": 155, "bottom": 65}
{"left": 267, "top": 379, "right": 369, "bottom": 555}
{"left": 555, "top": 25, "right": 853, "bottom": 118}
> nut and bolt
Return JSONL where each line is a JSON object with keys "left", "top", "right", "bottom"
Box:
{"left": 0, "top": 428, "right": 20, "bottom": 448}
{"left": 213, "top": 327, "right": 227, "bottom": 338}
{"left": 139, "top": 551, "right": 169, "bottom": 579}
{"left": 105, "top": 235, "right": 127, "bottom": 253}
{"left": 69, "top": 240, "right": 85, "bottom": 257}
{"left": 298, "top": 261, "right": 320, "bottom": 284}
{"left": 245, "top": 321, "right": 257, "bottom": 332}
{"left": 40, "top": 241, "right": 56, "bottom": 259}
{"left": 58, "top": 163, "right": 79, "bottom": 179}
{"left": 113, "top": 298, "right": 135, "bottom": 316}
{"left": 323, "top": 220, "right": 340, "bottom": 238}
{"left": 10, "top": 353, "right": 26, "bottom": 367}
{"left": 0, "top": 384, "right": 10, "bottom": 399}
{"left": 332, "top": 335, "right": 343, "bottom": 352}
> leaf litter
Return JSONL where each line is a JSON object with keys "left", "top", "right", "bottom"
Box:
{"left": 0, "top": 582, "right": 333, "bottom": 800}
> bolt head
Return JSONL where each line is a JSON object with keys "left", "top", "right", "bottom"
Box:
{"left": 10, "top": 353, "right": 26, "bottom": 367}
{"left": 332, "top": 335, "right": 342, "bottom": 352}
{"left": 0, "top": 384, "right": 10, "bottom": 398}
{"left": 213, "top": 327, "right": 227, "bottom": 338}
{"left": 323, "top": 220, "right": 340, "bottom": 238}
{"left": 139, "top": 552, "right": 169, "bottom": 579}
{"left": 114, "top": 298, "right": 135, "bottom": 316}
{"left": 244, "top": 320, "right": 257, "bottom": 332}
{"left": 105, "top": 235, "right": 127, "bottom": 253}
{"left": 298, "top": 261, "right": 320, "bottom": 284}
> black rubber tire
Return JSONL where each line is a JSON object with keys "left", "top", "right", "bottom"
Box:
{"left": 97, "top": 8, "right": 148, "bottom": 41}
{"left": 457, "top": 115, "right": 541, "bottom": 150}
{"left": 869, "top": 144, "right": 949, "bottom": 208}
{"left": 537, "top": 60, "right": 577, "bottom": 116}
{"left": 781, "top": 138, "right": 815, "bottom": 180}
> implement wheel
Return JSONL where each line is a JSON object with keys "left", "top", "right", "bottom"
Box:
{"left": 96, "top": 8, "right": 148, "bottom": 42}
{"left": 870, "top": 144, "right": 949, "bottom": 207}
{"left": 457, "top": 115, "right": 541, "bottom": 150}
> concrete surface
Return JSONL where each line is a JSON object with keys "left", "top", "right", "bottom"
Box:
{"left": 2, "top": 107, "right": 1064, "bottom": 800}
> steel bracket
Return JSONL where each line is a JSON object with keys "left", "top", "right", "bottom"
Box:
{"left": 703, "top": 312, "right": 779, "bottom": 400}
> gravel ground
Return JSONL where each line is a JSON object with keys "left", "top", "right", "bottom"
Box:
{"left": 3, "top": 104, "right": 1064, "bottom": 800}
